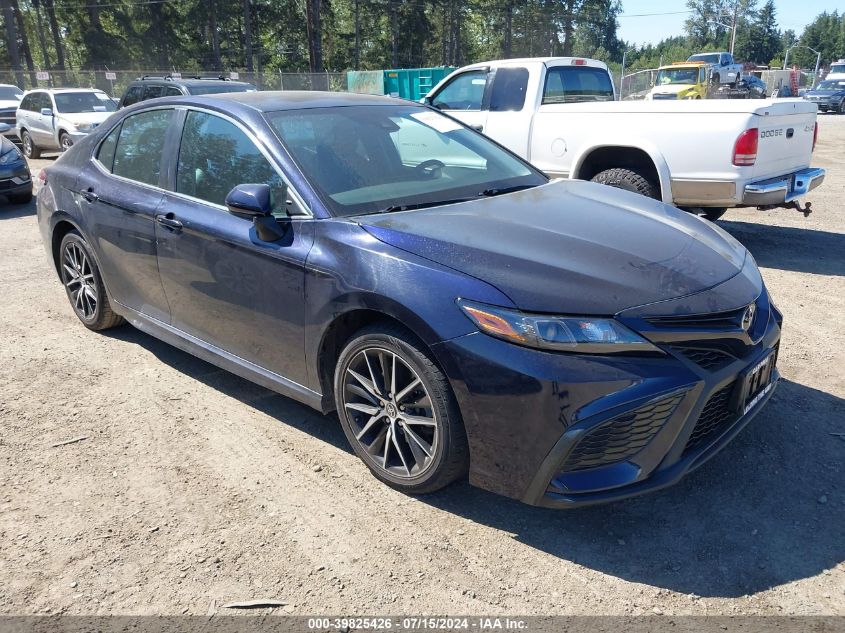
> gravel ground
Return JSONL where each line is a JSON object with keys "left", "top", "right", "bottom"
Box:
{"left": 0, "top": 115, "right": 843, "bottom": 617}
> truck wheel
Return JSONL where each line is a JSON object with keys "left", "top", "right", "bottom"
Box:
{"left": 591, "top": 168, "right": 658, "bottom": 200}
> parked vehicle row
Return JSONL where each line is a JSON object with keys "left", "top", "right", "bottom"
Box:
{"left": 803, "top": 79, "right": 845, "bottom": 114}
{"left": 424, "top": 57, "right": 824, "bottom": 221}
{"left": 38, "top": 91, "right": 784, "bottom": 507}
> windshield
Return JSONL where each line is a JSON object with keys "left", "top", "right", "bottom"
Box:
{"left": 829, "top": 64, "right": 845, "bottom": 74}
{"left": 817, "top": 80, "right": 845, "bottom": 90}
{"left": 188, "top": 83, "right": 256, "bottom": 95}
{"left": 656, "top": 68, "right": 700, "bottom": 85}
{"left": 267, "top": 105, "right": 546, "bottom": 217}
{"left": 0, "top": 86, "right": 22, "bottom": 100}
{"left": 689, "top": 54, "right": 720, "bottom": 64}
{"left": 54, "top": 92, "right": 117, "bottom": 113}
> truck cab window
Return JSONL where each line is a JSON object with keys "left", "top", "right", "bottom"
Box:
{"left": 431, "top": 71, "right": 487, "bottom": 111}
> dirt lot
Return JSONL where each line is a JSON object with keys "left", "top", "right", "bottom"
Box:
{"left": 1, "top": 116, "right": 843, "bottom": 618}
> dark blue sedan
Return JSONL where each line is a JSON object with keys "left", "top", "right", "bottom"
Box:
{"left": 0, "top": 122, "right": 32, "bottom": 204}
{"left": 36, "top": 92, "right": 782, "bottom": 507}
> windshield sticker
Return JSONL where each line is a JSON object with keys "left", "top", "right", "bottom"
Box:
{"left": 410, "top": 111, "right": 463, "bottom": 134}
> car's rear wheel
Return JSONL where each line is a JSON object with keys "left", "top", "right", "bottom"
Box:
{"left": 59, "top": 132, "right": 73, "bottom": 152}
{"left": 59, "top": 231, "right": 125, "bottom": 331}
{"left": 591, "top": 167, "right": 659, "bottom": 200}
{"left": 21, "top": 130, "right": 40, "bottom": 159}
{"left": 334, "top": 324, "right": 468, "bottom": 494}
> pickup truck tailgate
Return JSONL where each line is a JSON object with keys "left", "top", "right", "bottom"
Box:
{"left": 751, "top": 100, "right": 816, "bottom": 180}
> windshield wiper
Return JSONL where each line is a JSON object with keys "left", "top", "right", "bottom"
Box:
{"left": 368, "top": 197, "right": 479, "bottom": 215}
{"left": 479, "top": 184, "right": 538, "bottom": 197}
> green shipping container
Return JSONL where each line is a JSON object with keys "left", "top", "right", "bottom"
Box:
{"left": 382, "top": 67, "right": 456, "bottom": 101}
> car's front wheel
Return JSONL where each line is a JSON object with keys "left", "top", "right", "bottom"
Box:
{"left": 60, "top": 132, "right": 73, "bottom": 151}
{"left": 334, "top": 324, "right": 469, "bottom": 494}
{"left": 21, "top": 130, "right": 40, "bottom": 159}
{"left": 59, "top": 231, "right": 125, "bottom": 331}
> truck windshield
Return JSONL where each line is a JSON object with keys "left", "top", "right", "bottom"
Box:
{"left": 689, "top": 54, "right": 720, "bottom": 64}
{"left": 267, "top": 105, "right": 546, "bottom": 217}
{"left": 542, "top": 66, "right": 615, "bottom": 103}
{"left": 0, "top": 86, "right": 22, "bottom": 100}
{"left": 829, "top": 64, "right": 845, "bottom": 75}
{"left": 817, "top": 80, "right": 845, "bottom": 90}
{"left": 54, "top": 92, "right": 117, "bottom": 113}
{"left": 656, "top": 68, "right": 700, "bottom": 85}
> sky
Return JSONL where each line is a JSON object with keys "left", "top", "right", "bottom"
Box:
{"left": 617, "top": 0, "right": 833, "bottom": 46}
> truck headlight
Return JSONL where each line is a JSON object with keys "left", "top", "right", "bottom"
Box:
{"left": 457, "top": 299, "right": 662, "bottom": 354}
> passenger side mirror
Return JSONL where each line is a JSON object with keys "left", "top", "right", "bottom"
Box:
{"left": 40, "top": 108, "right": 54, "bottom": 117}
{"left": 225, "top": 183, "right": 272, "bottom": 219}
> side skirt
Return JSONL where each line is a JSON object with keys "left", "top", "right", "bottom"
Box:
{"left": 115, "top": 303, "right": 325, "bottom": 412}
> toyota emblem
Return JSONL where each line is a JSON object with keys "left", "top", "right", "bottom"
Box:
{"left": 742, "top": 304, "right": 756, "bottom": 331}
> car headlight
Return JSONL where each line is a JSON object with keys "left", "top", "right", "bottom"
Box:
{"left": 0, "top": 147, "right": 22, "bottom": 164}
{"left": 72, "top": 122, "right": 93, "bottom": 132}
{"left": 457, "top": 299, "right": 662, "bottom": 354}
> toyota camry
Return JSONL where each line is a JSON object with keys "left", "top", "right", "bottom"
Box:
{"left": 37, "top": 92, "right": 781, "bottom": 507}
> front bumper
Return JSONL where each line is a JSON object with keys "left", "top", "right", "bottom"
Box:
{"left": 434, "top": 283, "right": 782, "bottom": 507}
{"left": 743, "top": 167, "right": 825, "bottom": 206}
{"left": 0, "top": 163, "right": 32, "bottom": 196}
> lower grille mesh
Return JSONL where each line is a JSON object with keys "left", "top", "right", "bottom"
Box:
{"left": 677, "top": 347, "right": 735, "bottom": 371}
{"left": 562, "top": 392, "right": 685, "bottom": 472}
{"left": 684, "top": 382, "right": 737, "bottom": 453}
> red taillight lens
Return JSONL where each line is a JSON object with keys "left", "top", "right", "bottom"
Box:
{"left": 38, "top": 169, "right": 47, "bottom": 183}
{"left": 812, "top": 122, "right": 818, "bottom": 152}
{"left": 571, "top": 59, "right": 586, "bottom": 65}
{"left": 733, "top": 128, "right": 758, "bottom": 167}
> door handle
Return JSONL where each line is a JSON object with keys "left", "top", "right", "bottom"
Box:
{"left": 82, "top": 188, "right": 99, "bottom": 203}
{"left": 155, "top": 213, "right": 183, "bottom": 230}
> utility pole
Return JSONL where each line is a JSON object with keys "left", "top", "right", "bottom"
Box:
{"left": 729, "top": 0, "right": 738, "bottom": 55}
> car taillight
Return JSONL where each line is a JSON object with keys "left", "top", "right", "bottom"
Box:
{"left": 733, "top": 128, "right": 758, "bottom": 166}
{"left": 812, "top": 122, "right": 818, "bottom": 152}
{"left": 38, "top": 169, "right": 47, "bottom": 184}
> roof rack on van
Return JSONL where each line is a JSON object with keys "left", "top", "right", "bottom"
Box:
{"left": 136, "top": 74, "right": 236, "bottom": 82}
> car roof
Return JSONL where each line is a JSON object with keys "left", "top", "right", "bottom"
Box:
{"left": 23, "top": 87, "right": 107, "bottom": 94}
{"left": 174, "top": 90, "right": 416, "bottom": 112}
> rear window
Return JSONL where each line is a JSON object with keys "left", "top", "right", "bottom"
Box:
{"left": 542, "top": 67, "right": 614, "bottom": 104}
{"left": 186, "top": 83, "right": 255, "bottom": 96}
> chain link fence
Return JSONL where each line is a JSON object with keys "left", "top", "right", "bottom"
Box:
{"left": 0, "top": 69, "right": 349, "bottom": 98}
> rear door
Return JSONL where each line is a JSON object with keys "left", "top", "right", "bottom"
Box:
{"left": 31, "top": 92, "right": 54, "bottom": 145}
{"left": 74, "top": 108, "right": 176, "bottom": 322}
{"left": 429, "top": 69, "right": 489, "bottom": 132}
{"left": 154, "top": 108, "right": 314, "bottom": 385}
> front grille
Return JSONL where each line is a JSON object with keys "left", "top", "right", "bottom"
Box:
{"left": 684, "top": 382, "right": 737, "bottom": 453}
{"left": 652, "top": 93, "right": 678, "bottom": 100}
{"left": 646, "top": 306, "right": 749, "bottom": 329}
{"left": 0, "top": 108, "right": 15, "bottom": 126}
{"left": 562, "top": 392, "right": 685, "bottom": 472}
{"left": 676, "top": 347, "right": 735, "bottom": 371}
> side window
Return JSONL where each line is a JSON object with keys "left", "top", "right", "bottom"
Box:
{"left": 19, "top": 94, "right": 32, "bottom": 111}
{"left": 176, "top": 110, "right": 291, "bottom": 217}
{"left": 143, "top": 85, "right": 165, "bottom": 100}
{"left": 164, "top": 86, "right": 183, "bottom": 97}
{"left": 700, "top": 68, "right": 706, "bottom": 83}
{"left": 96, "top": 125, "right": 120, "bottom": 171}
{"left": 39, "top": 93, "right": 53, "bottom": 112}
{"left": 112, "top": 109, "right": 174, "bottom": 186}
{"left": 122, "top": 86, "right": 144, "bottom": 107}
{"left": 431, "top": 71, "right": 487, "bottom": 111}
{"left": 489, "top": 67, "right": 528, "bottom": 112}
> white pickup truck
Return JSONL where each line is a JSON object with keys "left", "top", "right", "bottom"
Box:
{"left": 423, "top": 57, "right": 824, "bottom": 220}
{"left": 688, "top": 51, "right": 743, "bottom": 85}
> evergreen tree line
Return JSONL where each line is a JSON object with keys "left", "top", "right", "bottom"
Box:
{"left": 0, "top": 0, "right": 842, "bottom": 80}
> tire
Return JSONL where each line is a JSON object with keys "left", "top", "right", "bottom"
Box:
{"left": 334, "top": 323, "right": 469, "bottom": 495}
{"left": 838, "top": 98, "right": 845, "bottom": 115}
{"left": 21, "top": 130, "right": 40, "bottom": 159}
{"left": 59, "top": 131, "right": 73, "bottom": 152}
{"left": 681, "top": 207, "right": 727, "bottom": 221}
{"left": 58, "top": 231, "right": 125, "bottom": 331}
{"left": 591, "top": 167, "right": 659, "bottom": 200}
{"left": 8, "top": 191, "right": 32, "bottom": 204}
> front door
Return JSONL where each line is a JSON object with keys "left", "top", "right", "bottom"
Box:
{"left": 429, "top": 69, "right": 490, "bottom": 133}
{"left": 74, "top": 108, "right": 176, "bottom": 322}
{"left": 154, "top": 109, "right": 314, "bottom": 386}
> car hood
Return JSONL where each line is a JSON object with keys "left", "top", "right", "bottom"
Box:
{"left": 357, "top": 180, "right": 747, "bottom": 315}
{"left": 57, "top": 110, "right": 113, "bottom": 125}
{"left": 0, "top": 99, "right": 20, "bottom": 109}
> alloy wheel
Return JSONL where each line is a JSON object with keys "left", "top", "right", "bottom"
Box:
{"left": 22, "top": 133, "right": 32, "bottom": 156}
{"left": 61, "top": 134, "right": 73, "bottom": 151}
{"left": 341, "top": 347, "right": 438, "bottom": 479}
{"left": 62, "top": 242, "right": 98, "bottom": 320}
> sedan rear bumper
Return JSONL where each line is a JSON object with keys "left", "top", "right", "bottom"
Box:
{"left": 742, "top": 167, "right": 825, "bottom": 206}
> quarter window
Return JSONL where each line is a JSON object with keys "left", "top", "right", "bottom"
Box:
{"left": 112, "top": 109, "right": 174, "bottom": 187}
{"left": 142, "top": 85, "right": 166, "bottom": 100}
{"left": 431, "top": 71, "right": 487, "bottom": 110}
{"left": 96, "top": 125, "right": 120, "bottom": 171}
{"left": 489, "top": 67, "right": 529, "bottom": 112}
{"left": 176, "top": 110, "right": 290, "bottom": 217}
{"left": 164, "top": 86, "right": 183, "bottom": 97}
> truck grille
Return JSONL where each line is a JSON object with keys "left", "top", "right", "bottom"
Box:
{"left": 652, "top": 93, "right": 678, "bottom": 100}
{"left": 562, "top": 392, "right": 685, "bottom": 471}
{"left": 0, "top": 107, "right": 15, "bottom": 127}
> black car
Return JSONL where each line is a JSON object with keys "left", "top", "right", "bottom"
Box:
{"left": 0, "top": 122, "right": 32, "bottom": 204}
{"left": 741, "top": 75, "right": 768, "bottom": 98}
{"left": 36, "top": 92, "right": 782, "bottom": 507}
{"left": 118, "top": 75, "right": 256, "bottom": 108}
{"left": 803, "top": 79, "right": 845, "bottom": 113}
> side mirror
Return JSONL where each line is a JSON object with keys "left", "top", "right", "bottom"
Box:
{"left": 40, "top": 108, "right": 54, "bottom": 117}
{"left": 225, "top": 183, "right": 272, "bottom": 219}
{"left": 0, "top": 122, "right": 10, "bottom": 134}
{"left": 721, "top": 60, "right": 729, "bottom": 67}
